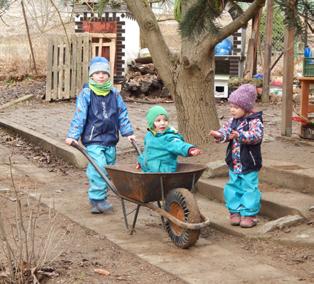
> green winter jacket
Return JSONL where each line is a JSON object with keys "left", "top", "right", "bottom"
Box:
{"left": 137, "top": 127, "right": 194, "bottom": 173}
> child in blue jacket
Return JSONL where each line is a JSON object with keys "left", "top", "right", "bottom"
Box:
{"left": 137, "top": 105, "right": 201, "bottom": 173}
{"left": 66, "top": 56, "right": 135, "bottom": 214}
{"left": 209, "top": 84, "right": 263, "bottom": 228}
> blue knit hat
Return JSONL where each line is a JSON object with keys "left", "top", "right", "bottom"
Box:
{"left": 89, "top": 56, "right": 111, "bottom": 77}
{"left": 146, "top": 105, "right": 169, "bottom": 129}
{"left": 228, "top": 84, "right": 257, "bottom": 112}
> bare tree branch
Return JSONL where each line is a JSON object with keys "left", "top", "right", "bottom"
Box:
{"left": 21, "top": 0, "right": 38, "bottom": 75}
{"left": 49, "top": 0, "right": 70, "bottom": 47}
{"left": 199, "top": 0, "right": 266, "bottom": 51}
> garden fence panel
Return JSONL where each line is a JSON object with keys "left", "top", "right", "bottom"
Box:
{"left": 46, "top": 34, "right": 90, "bottom": 101}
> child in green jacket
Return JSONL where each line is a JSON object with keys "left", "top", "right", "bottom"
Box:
{"left": 137, "top": 105, "right": 201, "bottom": 173}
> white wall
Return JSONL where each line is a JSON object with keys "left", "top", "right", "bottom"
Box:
{"left": 124, "top": 17, "right": 140, "bottom": 72}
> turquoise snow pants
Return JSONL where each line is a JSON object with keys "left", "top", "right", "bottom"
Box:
{"left": 86, "top": 144, "right": 116, "bottom": 201}
{"left": 224, "top": 170, "right": 261, "bottom": 216}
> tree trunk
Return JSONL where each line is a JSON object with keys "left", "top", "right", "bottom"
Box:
{"left": 173, "top": 54, "right": 219, "bottom": 145}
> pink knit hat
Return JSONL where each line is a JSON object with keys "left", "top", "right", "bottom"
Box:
{"left": 228, "top": 84, "right": 257, "bottom": 112}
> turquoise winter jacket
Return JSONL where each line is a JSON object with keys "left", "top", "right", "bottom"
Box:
{"left": 137, "top": 127, "right": 194, "bottom": 173}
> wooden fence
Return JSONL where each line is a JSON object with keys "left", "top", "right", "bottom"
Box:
{"left": 46, "top": 34, "right": 90, "bottom": 101}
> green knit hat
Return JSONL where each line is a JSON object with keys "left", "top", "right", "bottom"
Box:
{"left": 146, "top": 105, "right": 169, "bottom": 129}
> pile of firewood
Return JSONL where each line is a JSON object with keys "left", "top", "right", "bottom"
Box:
{"left": 121, "top": 62, "right": 170, "bottom": 99}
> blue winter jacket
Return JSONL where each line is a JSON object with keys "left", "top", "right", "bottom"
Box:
{"left": 67, "top": 86, "right": 134, "bottom": 146}
{"left": 137, "top": 127, "right": 194, "bottom": 173}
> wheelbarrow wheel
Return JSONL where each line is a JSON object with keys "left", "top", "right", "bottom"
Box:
{"left": 164, "top": 188, "right": 201, "bottom": 249}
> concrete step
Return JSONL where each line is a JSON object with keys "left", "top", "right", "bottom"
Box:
{"left": 197, "top": 177, "right": 314, "bottom": 220}
{"left": 195, "top": 192, "right": 314, "bottom": 248}
{"left": 195, "top": 193, "right": 270, "bottom": 238}
{"left": 203, "top": 159, "right": 314, "bottom": 195}
{"left": 261, "top": 160, "right": 314, "bottom": 194}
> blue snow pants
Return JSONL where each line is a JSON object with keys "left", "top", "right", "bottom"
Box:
{"left": 86, "top": 144, "right": 116, "bottom": 201}
{"left": 224, "top": 170, "right": 261, "bottom": 216}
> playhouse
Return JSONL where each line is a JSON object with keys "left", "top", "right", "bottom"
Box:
{"left": 74, "top": 5, "right": 140, "bottom": 84}
{"left": 45, "top": 4, "right": 141, "bottom": 101}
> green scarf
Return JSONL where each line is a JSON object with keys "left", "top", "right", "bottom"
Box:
{"left": 89, "top": 78, "right": 112, "bottom": 96}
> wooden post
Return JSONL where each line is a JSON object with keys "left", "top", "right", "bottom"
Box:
{"left": 262, "top": 0, "right": 273, "bottom": 103}
{"left": 281, "top": 9, "right": 295, "bottom": 136}
{"left": 244, "top": 9, "right": 262, "bottom": 79}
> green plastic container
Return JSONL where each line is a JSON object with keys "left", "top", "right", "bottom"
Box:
{"left": 303, "top": 57, "right": 314, "bottom": 77}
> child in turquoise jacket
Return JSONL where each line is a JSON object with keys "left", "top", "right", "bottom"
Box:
{"left": 137, "top": 105, "right": 201, "bottom": 173}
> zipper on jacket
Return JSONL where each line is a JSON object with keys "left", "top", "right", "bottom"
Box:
{"left": 249, "top": 151, "right": 256, "bottom": 166}
{"left": 89, "top": 126, "right": 95, "bottom": 141}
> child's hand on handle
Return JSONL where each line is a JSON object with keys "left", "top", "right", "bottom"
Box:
{"left": 229, "top": 130, "right": 239, "bottom": 140}
{"left": 136, "top": 163, "right": 141, "bottom": 170}
{"left": 209, "top": 130, "right": 222, "bottom": 142}
{"left": 189, "top": 148, "right": 201, "bottom": 156}
{"left": 127, "top": 135, "right": 136, "bottom": 142}
{"left": 65, "top": 138, "right": 78, "bottom": 146}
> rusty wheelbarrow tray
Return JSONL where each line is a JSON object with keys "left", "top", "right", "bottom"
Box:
{"left": 71, "top": 142, "right": 210, "bottom": 248}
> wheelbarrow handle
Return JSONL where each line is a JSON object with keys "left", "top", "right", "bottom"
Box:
{"left": 130, "top": 139, "right": 142, "bottom": 156}
{"left": 70, "top": 142, "right": 120, "bottom": 196}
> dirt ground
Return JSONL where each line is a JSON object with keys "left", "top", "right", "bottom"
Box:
{"left": 0, "top": 141, "right": 314, "bottom": 283}
{"left": 0, "top": 79, "right": 314, "bottom": 283}
{"left": 0, "top": 192, "right": 185, "bottom": 284}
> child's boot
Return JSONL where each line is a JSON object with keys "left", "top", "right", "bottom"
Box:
{"left": 240, "top": 216, "right": 257, "bottom": 228}
{"left": 229, "top": 213, "right": 241, "bottom": 226}
{"left": 90, "top": 199, "right": 113, "bottom": 214}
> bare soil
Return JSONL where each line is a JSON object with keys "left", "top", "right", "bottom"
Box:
{"left": 0, "top": 193, "right": 185, "bottom": 284}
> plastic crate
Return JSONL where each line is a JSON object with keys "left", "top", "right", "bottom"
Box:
{"left": 303, "top": 57, "right": 314, "bottom": 77}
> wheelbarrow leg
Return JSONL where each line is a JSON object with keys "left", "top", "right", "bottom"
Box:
{"left": 191, "top": 173, "right": 196, "bottom": 193}
{"left": 121, "top": 198, "right": 129, "bottom": 230}
{"left": 130, "top": 204, "right": 141, "bottom": 235}
{"left": 157, "top": 201, "right": 165, "bottom": 228}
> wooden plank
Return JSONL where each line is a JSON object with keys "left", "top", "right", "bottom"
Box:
{"left": 58, "top": 40, "right": 65, "bottom": 100}
{"left": 52, "top": 37, "right": 59, "bottom": 101}
{"left": 71, "top": 34, "right": 78, "bottom": 98}
{"left": 75, "top": 35, "right": 83, "bottom": 95}
{"left": 300, "top": 80, "right": 310, "bottom": 118}
{"left": 262, "top": 0, "right": 273, "bottom": 103}
{"left": 109, "top": 39, "right": 116, "bottom": 75}
{"left": 281, "top": 25, "right": 295, "bottom": 136}
{"left": 64, "top": 36, "right": 71, "bottom": 99}
{"left": 244, "top": 9, "right": 262, "bottom": 79}
{"left": 82, "top": 35, "right": 90, "bottom": 84}
{"left": 46, "top": 37, "right": 53, "bottom": 101}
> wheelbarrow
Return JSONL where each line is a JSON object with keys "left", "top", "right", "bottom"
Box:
{"left": 71, "top": 141, "right": 210, "bottom": 249}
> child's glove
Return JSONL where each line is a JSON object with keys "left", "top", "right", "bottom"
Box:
{"left": 209, "top": 130, "right": 222, "bottom": 142}
{"left": 188, "top": 148, "right": 201, "bottom": 156}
